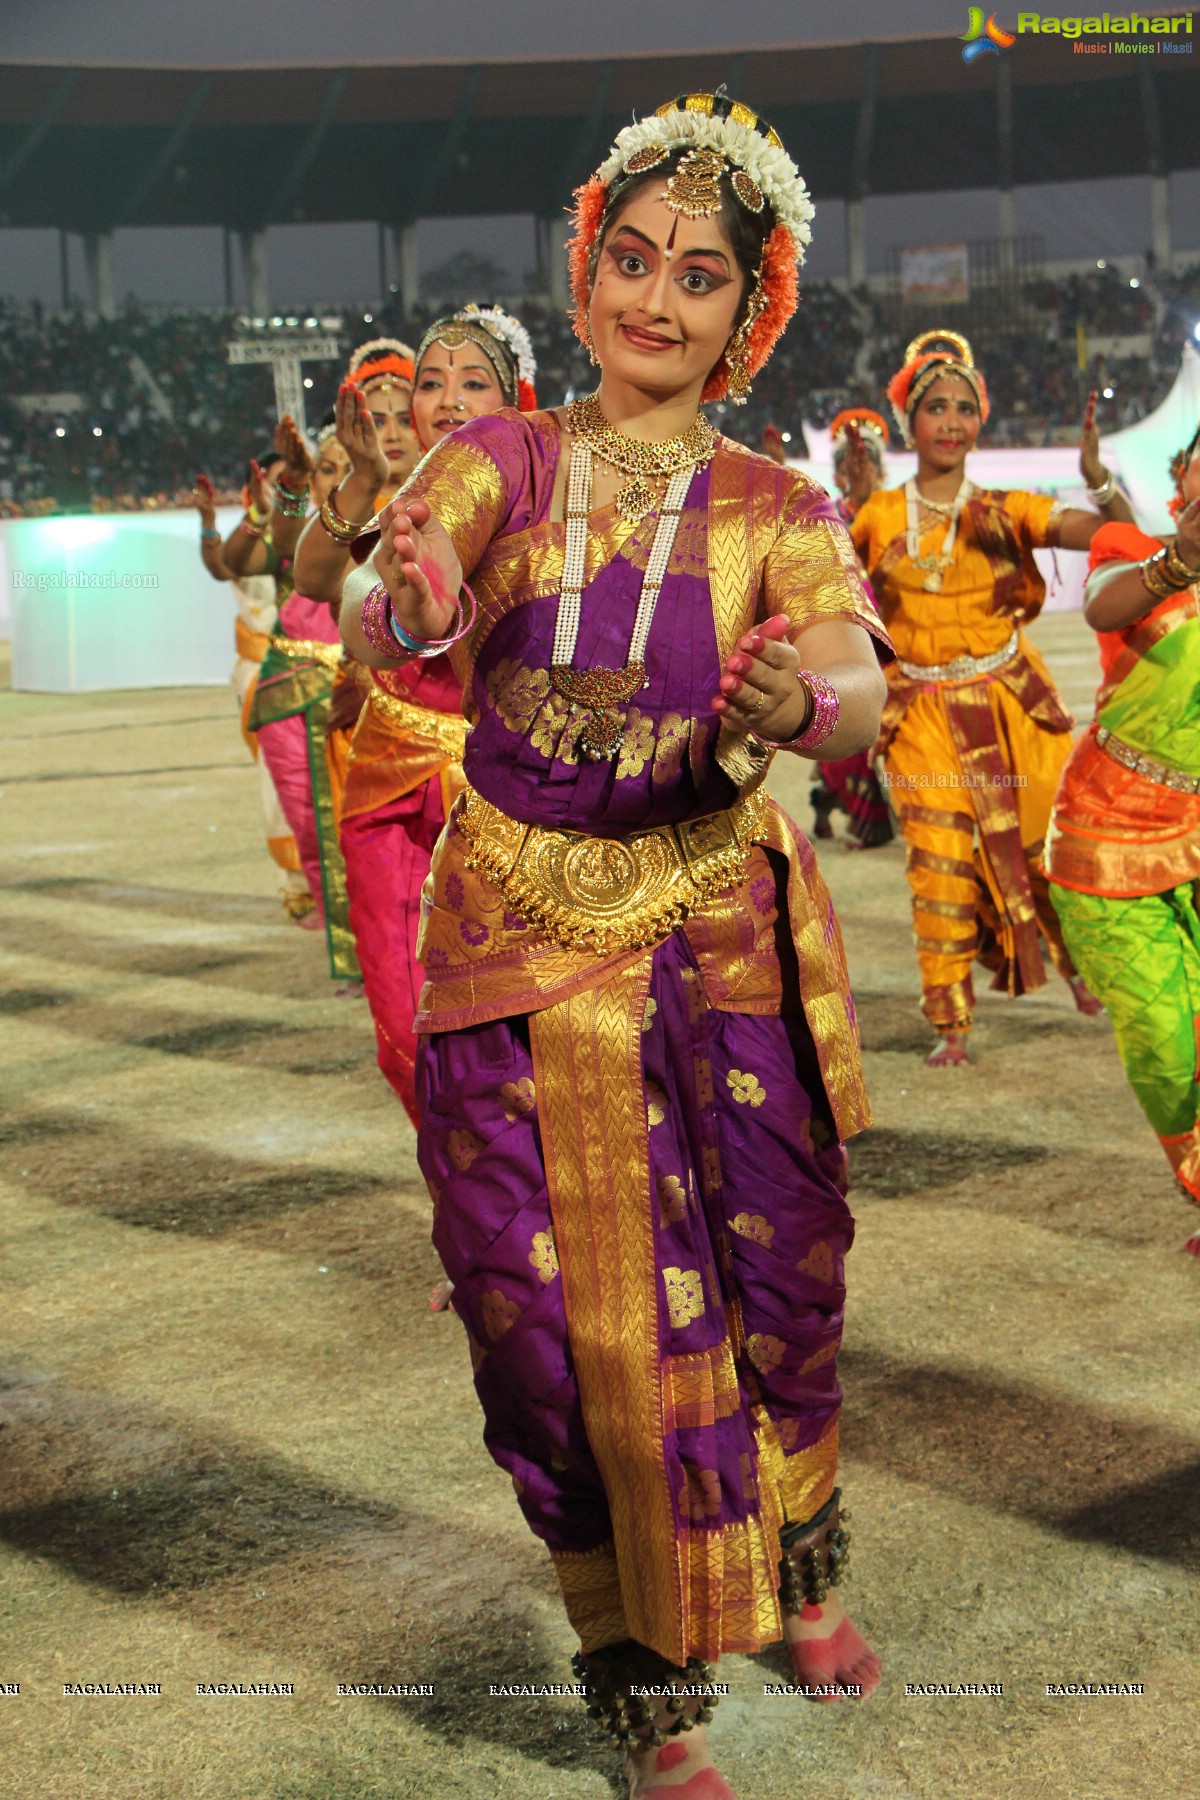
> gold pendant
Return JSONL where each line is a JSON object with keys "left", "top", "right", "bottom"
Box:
{"left": 576, "top": 708, "right": 628, "bottom": 761}
{"left": 615, "top": 475, "right": 657, "bottom": 523}
{"left": 923, "top": 571, "right": 943, "bottom": 592}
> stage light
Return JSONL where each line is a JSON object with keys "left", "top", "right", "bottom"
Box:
{"left": 363, "top": 313, "right": 374, "bottom": 323}
{"left": 1096, "top": 259, "right": 1106, "bottom": 270}
{"left": 54, "top": 426, "right": 66, "bottom": 437}
{"left": 269, "top": 315, "right": 284, "bottom": 327}
{"left": 92, "top": 426, "right": 103, "bottom": 437}
{"left": 285, "top": 316, "right": 298, "bottom": 327}
{"left": 781, "top": 432, "right": 792, "bottom": 443}
{"left": 303, "top": 378, "right": 314, "bottom": 389}
{"left": 1129, "top": 278, "right": 1140, "bottom": 288}
{"left": 1102, "top": 387, "right": 1114, "bottom": 399}
{"left": 304, "top": 317, "right": 318, "bottom": 328}
{"left": 1193, "top": 321, "right": 1200, "bottom": 343}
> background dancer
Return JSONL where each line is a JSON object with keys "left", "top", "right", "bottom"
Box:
{"left": 341, "top": 92, "right": 890, "bottom": 1800}
{"left": 332, "top": 309, "right": 537, "bottom": 1132}
{"left": 1047, "top": 425, "right": 1200, "bottom": 1252}
{"left": 811, "top": 409, "right": 894, "bottom": 849}
{"left": 849, "top": 336, "right": 1130, "bottom": 1066}
{"left": 192, "top": 467, "right": 314, "bottom": 923}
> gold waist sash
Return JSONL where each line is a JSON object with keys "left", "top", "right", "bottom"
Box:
{"left": 1094, "top": 725, "right": 1200, "bottom": 795}
{"left": 368, "top": 685, "right": 469, "bottom": 760}
{"left": 270, "top": 633, "right": 343, "bottom": 671}
{"left": 458, "top": 784, "right": 769, "bottom": 956}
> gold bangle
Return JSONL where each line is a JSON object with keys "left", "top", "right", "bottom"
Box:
{"left": 319, "top": 495, "right": 363, "bottom": 545}
{"left": 1163, "top": 542, "right": 1200, "bottom": 586}
{"left": 1140, "top": 550, "right": 1182, "bottom": 600}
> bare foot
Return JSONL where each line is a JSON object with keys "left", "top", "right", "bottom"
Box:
{"left": 783, "top": 1588, "right": 880, "bottom": 1701}
{"left": 926, "top": 1031, "right": 970, "bottom": 1068}
{"left": 625, "top": 1729, "right": 738, "bottom": 1798}
{"left": 333, "top": 979, "right": 364, "bottom": 1000}
{"left": 1070, "top": 977, "right": 1104, "bottom": 1016}
{"left": 812, "top": 815, "right": 834, "bottom": 841}
{"left": 294, "top": 910, "right": 323, "bottom": 931}
{"left": 428, "top": 1278, "right": 454, "bottom": 1311}
{"left": 1183, "top": 1232, "right": 1200, "bottom": 1257}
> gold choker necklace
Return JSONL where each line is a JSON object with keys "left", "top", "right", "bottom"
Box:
{"left": 566, "top": 392, "right": 717, "bottom": 523}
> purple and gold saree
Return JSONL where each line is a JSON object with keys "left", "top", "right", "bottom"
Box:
{"left": 401, "top": 410, "right": 890, "bottom": 1665}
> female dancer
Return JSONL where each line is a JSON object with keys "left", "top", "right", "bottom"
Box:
{"left": 849, "top": 336, "right": 1130, "bottom": 1066}
{"left": 1047, "top": 425, "right": 1200, "bottom": 1251}
{"left": 811, "top": 409, "right": 893, "bottom": 849}
{"left": 191, "top": 470, "right": 313, "bottom": 921}
{"left": 335, "top": 309, "right": 537, "bottom": 1126}
{"left": 244, "top": 417, "right": 364, "bottom": 982}
{"left": 342, "top": 93, "right": 889, "bottom": 1798}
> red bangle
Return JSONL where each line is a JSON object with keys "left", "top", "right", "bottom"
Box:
{"left": 758, "top": 670, "right": 840, "bottom": 755}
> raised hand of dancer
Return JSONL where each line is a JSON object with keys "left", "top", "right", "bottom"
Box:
{"left": 1174, "top": 495, "right": 1200, "bottom": 571}
{"left": 1079, "top": 390, "right": 1106, "bottom": 490}
{"left": 371, "top": 495, "right": 462, "bottom": 645}
{"left": 842, "top": 424, "right": 875, "bottom": 512}
{"left": 192, "top": 472, "right": 217, "bottom": 530}
{"left": 274, "top": 412, "right": 314, "bottom": 489}
{"left": 336, "top": 379, "right": 390, "bottom": 491}
{"left": 246, "top": 458, "right": 271, "bottom": 518}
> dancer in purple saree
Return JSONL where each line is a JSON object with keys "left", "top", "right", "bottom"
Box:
{"left": 342, "top": 94, "right": 890, "bottom": 1800}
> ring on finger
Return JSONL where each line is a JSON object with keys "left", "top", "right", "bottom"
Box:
{"left": 747, "top": 689, "right": 766, "bottom": 714}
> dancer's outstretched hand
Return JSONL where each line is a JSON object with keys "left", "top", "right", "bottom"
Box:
{"left": 372, "top": 495, "right": 462, "bottom": 642}
{"left": 712, "top": 613, "right": 811, "bottom": 743}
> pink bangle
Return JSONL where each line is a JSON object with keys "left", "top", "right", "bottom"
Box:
{"left": 359, "top": 580, "right": 478, "bottom": 661}
{"left": 768, "top": 669, "right": 840, "bottom": 754}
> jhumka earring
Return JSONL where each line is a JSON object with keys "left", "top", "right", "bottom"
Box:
{"left": 723, "top": 268, "right": 766, "bottom": 405}
{"left": 583, "top": 317, "right": 599, "bottom": 367}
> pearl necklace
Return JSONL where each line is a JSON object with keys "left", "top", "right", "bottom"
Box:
{"left": 549, "top": 439, "right": 695, "bottom": 761}
{"left": 905, "top": 477, "right": 972, "bottom": 592}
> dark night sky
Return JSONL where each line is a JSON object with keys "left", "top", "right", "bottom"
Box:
{"left": 1, "top": 2, "right": 1195, "bottom": 306}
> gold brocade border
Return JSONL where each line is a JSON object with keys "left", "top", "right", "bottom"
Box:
{"left": 1096, "top": 593, "right": 1196, "bottom": 711}
{"left": 304, "top": 698, "right": 361, "bottom": 982}
{"left": 529, "top": 960, "right": 684, "bottom": 1658}
{"left": 367, "top": 685, "right": 469, "bottom": 760}
{"left": 550, "top": 1543, "right": 629, "bottom": 1654}
{"left": 270, "top": 634, "right": 344, "bottom": 670}
{"left": 662, "top": 1341, "right": 741, "bottom": 1433}
{"left": 777, "top": 1417, "right": 840, "bottom": 1525}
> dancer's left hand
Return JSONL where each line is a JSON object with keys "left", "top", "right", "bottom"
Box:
{"left": 274, "top": 412, "right": 314, "bottom": 487}
{"left": 712, "top": 614, "right": 812, "bottom": 742}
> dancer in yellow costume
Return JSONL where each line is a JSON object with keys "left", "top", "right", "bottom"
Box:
{"left": 848, "top": 333, "right": 1131, "bottom": 1065}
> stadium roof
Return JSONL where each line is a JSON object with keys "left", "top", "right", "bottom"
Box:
{"left": 0, "top": 32, "right": 1194, "bottom": 235}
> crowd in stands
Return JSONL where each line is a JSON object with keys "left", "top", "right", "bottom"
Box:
{"left": 1, "top": 260, "right": 1198, "bottom": 513}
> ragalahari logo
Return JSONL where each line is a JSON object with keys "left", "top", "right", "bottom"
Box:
{"left": 961, "top": 7, "right": 1017, "bottom": 59}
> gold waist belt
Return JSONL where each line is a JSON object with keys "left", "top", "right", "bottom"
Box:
{"left": 270, "top": 633, "right": 343, "bottom": 671}
{"left": 1094, "top": 725, "right": 1200, "bottom": 795}
{"left": 897, "top": 628, "right": 1019, "bottom": 684}
{"left": 368, "top": 685, "right": 469, "bottom": 761}
{"left": 459, "top": 784, "right": 769, "bottom": 956}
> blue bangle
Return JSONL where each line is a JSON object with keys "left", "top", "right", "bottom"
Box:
{"left": 201, "top": 527, "right": 220, "bottom": 541}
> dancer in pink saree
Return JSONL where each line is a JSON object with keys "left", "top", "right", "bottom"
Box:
{"left": 342, "top": 95, "right": 890, "bottom": 1799}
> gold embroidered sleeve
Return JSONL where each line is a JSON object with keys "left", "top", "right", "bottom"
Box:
{"left": 402, "top": 437, "right": 509, "bottom": 579}
{"left": 764, "top": 503, "right": 892, "bottom": 659}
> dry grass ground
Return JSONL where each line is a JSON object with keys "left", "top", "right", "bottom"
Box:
{"left": 1, "top": 616, "right": 1197, "bottom": 1800}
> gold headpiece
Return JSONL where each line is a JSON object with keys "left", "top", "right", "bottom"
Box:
{"left": 902, "top": 329, "right": 975, "bottom": 368}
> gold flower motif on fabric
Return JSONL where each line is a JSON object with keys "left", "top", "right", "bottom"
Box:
{"left": 664, "top": 1266, "right": 706, "bottom": 1329}
{"left": 615, "top": 708, "right": 657, "bottom": 780}
{"left": 796, "top": 1241, "right": 835, "bottom": 1283}
{"left": 481, "top": 1289, "right": 521, "bottom": 1339}
{"left": 499, "top": 1077, "right": 537, "bottom": 1121}
{"left": 746, "top": 1332, "right": 785, "bottom": 1373}
{"left": 645, "top": 1079, "right": 667, "bottom": 1125}
{"left": 448, "top": 1127, "right": 484, "bottom": 1170}
{"left": 529, "top": 1229, "right": 560, "bottom": 1284}
{"left": 642, "top": 997, "right": 658, "bottom": 1033}
{"left": 727, "top": 1069, "right": 766, "bottom": 1107}
{"left": 658, "top": 1174, "right": 689, "bottom": 1227}
{"left": 679, "top": 1463, "right": 723, "bottom": 1522}
{"left": 486, "top": 658, "right": 550, "bottom": 735}
{"left": 730, "top": 1212, "right": 775, "bottom": 1247}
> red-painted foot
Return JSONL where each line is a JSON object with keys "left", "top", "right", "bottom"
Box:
{"left": 1070, "top": 977, "right": 1104, "bottom": 1017}
{"left": 626, "top": 1734, "right": 738, "bottom": 1798}
{"left": 786, "top": 1613, "right": 881, "bottom": 1702}
{"left": 294, "top": 910, "right": 323, "bottom": 930}
{"left": 428, "top": 1277, "right": 455, "bottom": 1311}
{"left": 926, "top": 1031, "right": 969, "bottom": 1068}
{"left": 1182, "top": 1232, "right": 1200, "bottom": 1257}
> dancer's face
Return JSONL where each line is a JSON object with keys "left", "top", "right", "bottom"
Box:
{"left": 412, "top": 343, "right": 506, "bottom": 448}
{"left": 912, "top": 376, "right": 981, "bottom": 471}
{"left": 310, "top": 439, "right": 350, "bottom": 508}
{"left": 366, "top": 382, "right": 420, "bottom": 484}
{"left": 589, "top": 181, "right": 747, "bottom": 401}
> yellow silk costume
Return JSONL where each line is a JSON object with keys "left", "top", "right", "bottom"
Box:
{"left": 852, "top": 485, "right": 1075, "bottom": 1031}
